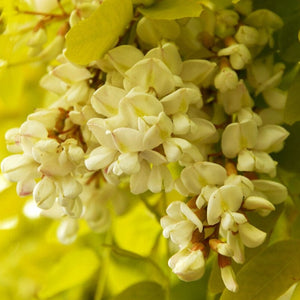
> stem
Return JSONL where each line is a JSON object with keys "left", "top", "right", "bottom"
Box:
{"left": 15, "top": 7, "right": 68, "bottom": 18}
{"left": 101, "top": 243, "right": 169, "bottom": 287}
{"left": 94, "top": 231, "right": 112, "bottom": 300}
{"left": 140, "top": 194, "right": 162, "bottom": 222}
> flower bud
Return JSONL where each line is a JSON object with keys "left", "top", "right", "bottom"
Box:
{"left": 38, "top": 35, "right": 65, "bottom": 61}
{"left": 214, "top": 67, "right": 239, "bottom": 92}
{"left": 69, "top": 10, "right": 81, "bottom": 27}
{"left": 33, "top": 176, "right": 56, "bottom": 209}
{"left": 235, "top": 25, "right": 260, "bottom": 47}
{"left": 34, "top": 0, "right": 58, "bottom": 12}
{"left": 215, "top": 10, "right": 239, "bottom": 39}
{"left": 57, "top": 218, "right": 79, "bottom": 244}
{"left": 168, "top": 248, "right": 205, "bottom": 282}
{"left": 51, "top": 62, "right": 92, "bottom": 83}
{"left": 40, "top": 73, "right": 68, "bottom": 95}
{"left": 5, "top": 128, "right": 22, "bottom": 153}
{"left": 243, "top": 196, "right": 275, "bottom": 215}
{"left": 219, "top": 260, "right": 239, "bottom": 292}
{"left": 27, "top": 28, "right": 47, "bottom": 47}
{"left": 1, "top": 154, "right": 40, "bottom": 182}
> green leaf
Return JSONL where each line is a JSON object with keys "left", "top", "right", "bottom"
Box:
{"left": 221, "top": 240, "right": 300, "bottom": 300}
{"left": 65, "top": 0, "right": 133, "bottom": 65}
{"left": 138, "top": 0, "right": 203, "bottom": 20}
{"left": 38, "top": 248, "right": 100, "bottom": 299}
{"left": 275, "top": 122, "right": 300, "bottom": 173}
{"left": 253, "top": 0, "right": 300, "bottom": 20}
{"left": 291, "top": 283, "right": 300, "bottom": 300}
{"left": 113, "top": 281, "right": 166, "bottom": 300}
{"left": 278, "top": 14, "right": 300, "bottom": 63}
{"left": 171, "top": 272, "right": 209, "bottom": 300}
{"left": 284, "top": 75, "right": 300, "bottom": 125}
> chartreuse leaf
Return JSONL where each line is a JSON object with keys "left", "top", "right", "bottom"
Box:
{"left": 113, "top": 281, "right": 166, "bottom": 300}
{"left": 65, "top": 0, "right": 133, "bottom": 65}
{"left": 221, "top": 240, "right": 300, "bottom": 300}
{"left": 105, "top": 243, "right": 169, "bottom": 296}
{"left": 275, "top": 122, "right": 300, "bottom": 173}
{"left": 138, "top": 0, "right": 203, "bottom": 20}
{"left": 113, "top": 201, "right": 162, "bottom": 256}
{"left": 38, "top": 248, "right": 100, "bottom": 298}
{"left": 284, "top": 75, "right": 300, "bottom": 125}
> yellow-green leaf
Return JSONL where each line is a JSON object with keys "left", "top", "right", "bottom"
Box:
{"left": 38, "top": 248, "right": 100, "bottom": 299}
{"left": 138, "top": 0, "right": 203, "bottom": 20}
{"left": 65, "top": 0, "right": 133, "bottom": 65}
{"left": 113, "top": 281, "right": 166, "bottom": 300}
{"left": 113, "top": 201, "right": 162, "bottom": 256}
{"left": 221, "top": 240, "right": 300, "bottom": 300}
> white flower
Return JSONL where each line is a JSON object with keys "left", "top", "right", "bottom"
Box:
{"left": 180, "top": 60, "right": 217, "bottom": 86}
{"left": 177, "top": 162, "right": 227, "bottom": 195}
{"left": 217, "top": 80, "right": 254, "bottom": 115}
{"left": 252, "top": 179, "right": 288, "bottom": 204}
{"left": 238, "top": 222, "right": 266, "bottom": 248}
{"left": 224, "top": 174, "right": 254, "bottom": 197}
{"left": 207, "top": 185, "right": 244, "bottom": 225}
{"left": 237, "top": 149, "right": 277, "bottom": 176}
{"left": 160, "top": 87, "right": 202, "bottom": 114}
{"left": 91, "top": 85, "right": 126, "bottom": 117}
{"left": 124, "top": 58, "right": 176, "bottom": 98}
{"left": 168, "top": 247, "right": 205, "bottom": 282}
{"left": 145, "top": 42, "right": 183, "bottom": 75}
{"left": 103, "top": 45, "right": 144, "bottom": 74}
{"left": 221, "top": 120, "right": 258, "bottom": 158}
{"left": 218, "top": 44, "right": 251, "bottom": 70}
{"left": 254, "top": 125, "right": 289, "bottom": 153}
{"left": 161, "top": 201, "right": 203, "bottom": 247}
{"left": 1, "top": 154, "right": 40, "bottom": 183}
{"left": 51, "top": 62, "right": 92, "bottom": 83}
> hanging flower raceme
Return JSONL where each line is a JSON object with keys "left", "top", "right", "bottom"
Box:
{"left": 0, "top": 0, "right": 291, "bottom": 295}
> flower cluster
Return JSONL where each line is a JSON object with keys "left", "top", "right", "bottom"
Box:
{"left": 1, "top": 0, "right": 290, "bottom": 292}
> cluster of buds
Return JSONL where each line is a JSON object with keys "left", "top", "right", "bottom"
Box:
{"left": 0, "top": 0, "right": 290, "bottom": 292}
